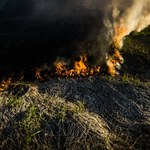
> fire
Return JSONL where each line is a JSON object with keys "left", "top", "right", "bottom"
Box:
{"left": 35, "top": 20, "right": 127, "bottom": 78}
{"left": 0, "top": 77, "right": 12, "bottom": 92}
{"left": 35, "top": 68, "right": 44, "bottom": 81}
{"left": 35, "top": 64, "right": 52, "bottom": 80}
{"left": 113, "top": 19, "right": 128, "bottom": 49}
{"left": 54, "top": 59, "right": 67, "bottom": 76}
{"left": 34, "top": 20, "right": 126, "bottom": 78}
{"left": 106, "top": 19, "right": 126, "bottom": 75}
{"left": 74, "top": 55, "right": 87, "bottom": 74}
{"left": 54, "top": 54, "right": 100, "bottom": 77}
{"left": 35, "top": 51, "right": 121, "bottom": 78}
{"left": 106, "top": 50, "right": 124, "bottom": 75}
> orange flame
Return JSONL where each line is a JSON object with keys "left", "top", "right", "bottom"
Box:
{"left": 0, "top": 77, "right": 12, "bottom": 92}
{"left": 54, "top": 54, "right": 100, "bottom": 77}
{"left": 113, "top": 19, "right": 128, "bottom": 49}
{"left": 36, "top": 47, "right": 123, "bottom": 78}
{"left": 35, "top": 19, "right": 127, "bottom": 79}
{"left": 106, "top": 19, "right": 126, "bottom": 75}
{"left": 106, "top": 50, "right": 124, "bottom": 75}
{"left": 35, "top": 68, "right": 44, "bottom": 81}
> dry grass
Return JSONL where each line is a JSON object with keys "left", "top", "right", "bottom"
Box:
{"left": 0, "top": 26, "right": 150, "bottom": 150}
{"left": 0, "top": 77, "right": 150, "bottom": 150}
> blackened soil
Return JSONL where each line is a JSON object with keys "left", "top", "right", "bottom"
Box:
{"left": 0, "top": 15, "right": 149, "bottom": 82}
{"left": 0, "top": 14, "right": 102, "bottom": 81}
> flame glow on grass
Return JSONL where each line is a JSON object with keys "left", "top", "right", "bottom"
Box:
{"left": 0, "top": 77, "right": 12, "bottom": 92}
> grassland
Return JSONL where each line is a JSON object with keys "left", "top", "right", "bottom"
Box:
{"left": 0, "top": 26, "right": 150, "bottom": 150}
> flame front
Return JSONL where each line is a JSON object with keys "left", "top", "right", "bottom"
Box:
{"left": 35, "top": 19, "right": 128, "bottom": 79}
{"left": 54, "top": 54, "right": 100, "bottom": 77}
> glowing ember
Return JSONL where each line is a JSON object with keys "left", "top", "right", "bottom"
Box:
{"left": 35, "top": 64, "right": 52, "bottom": 80}
{"left": 0, "top": 77, "right": 12, "bottom": 92}
{"left": 35, "top": 68, "right": 44, "bottom": 81}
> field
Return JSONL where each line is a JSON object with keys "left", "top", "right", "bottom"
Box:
{"left": 0, "top": 16, "right": 150, "bottom": 149}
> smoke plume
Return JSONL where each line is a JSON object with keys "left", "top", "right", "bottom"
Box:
{"left": 0, "top": 0, "right": 149, "bottom": 79}
{"left": 105, "top": 0, "right": 150, "bottom": 49}
{"left": 89, "top": 0, "right": 150, "bottom": 68}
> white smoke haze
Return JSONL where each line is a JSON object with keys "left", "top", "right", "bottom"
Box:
{"left": 1, "top": 0, "right": 149, "bottom": 33}
{"left": 106, "top": 0, "right": 150, "bottom": 49}
{"left": 32, "top": 0, "right": 150, "bottom": 37}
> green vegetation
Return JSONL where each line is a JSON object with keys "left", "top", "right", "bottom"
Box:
{"left": 1, "top": 76, "right": 150, "bottom": 149}
{"left": 122, "top": 26, "right": 150, "bottom": 58}
{"left": 0, "top": 86, "right": 134, "bottom": 149}
{"left": 0, "top": 26, "right": 150, "bottom": 150}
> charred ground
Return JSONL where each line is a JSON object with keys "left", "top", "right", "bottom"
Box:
{"left": 0, "top": 9, "right": 104, "bottom": 81}
{"left": 0, "top": 7, "right": 150, "bottom": 150}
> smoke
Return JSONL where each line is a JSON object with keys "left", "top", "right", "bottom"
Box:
{"left": 113, "top": 0, "right": 150, "bottom": 32}
{"left": 105, "top": 0, "right": 150, "bottom": 49}
{"left": 0, "top": 0, "right": 149, "bottom": 76}
{"left": 1, "top": 0, "right": 149, "bottom": 33}
{"left": 89, "top": 0, "right": 150, "bottom": 66}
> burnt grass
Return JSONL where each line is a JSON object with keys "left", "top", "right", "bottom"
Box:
{"left": 0, "top": 16, "right": 150, "bottom": 149}
{"left": 0, "top": 14, "right": 103, "bottom": 81}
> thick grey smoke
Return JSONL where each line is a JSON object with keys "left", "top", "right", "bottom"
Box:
{"left": 0, "top": 0, "right": 149, "bottom": 66}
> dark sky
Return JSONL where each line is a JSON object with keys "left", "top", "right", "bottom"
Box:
{"left": 0, "top": 0, "right": 108, "bottom": 18}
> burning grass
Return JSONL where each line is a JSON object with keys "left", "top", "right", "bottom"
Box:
{"left": 54, "top": 54, "right": 101, "bottom": 77}
{"left": 0, "top": 9, "right": 150, "bottom": 150}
